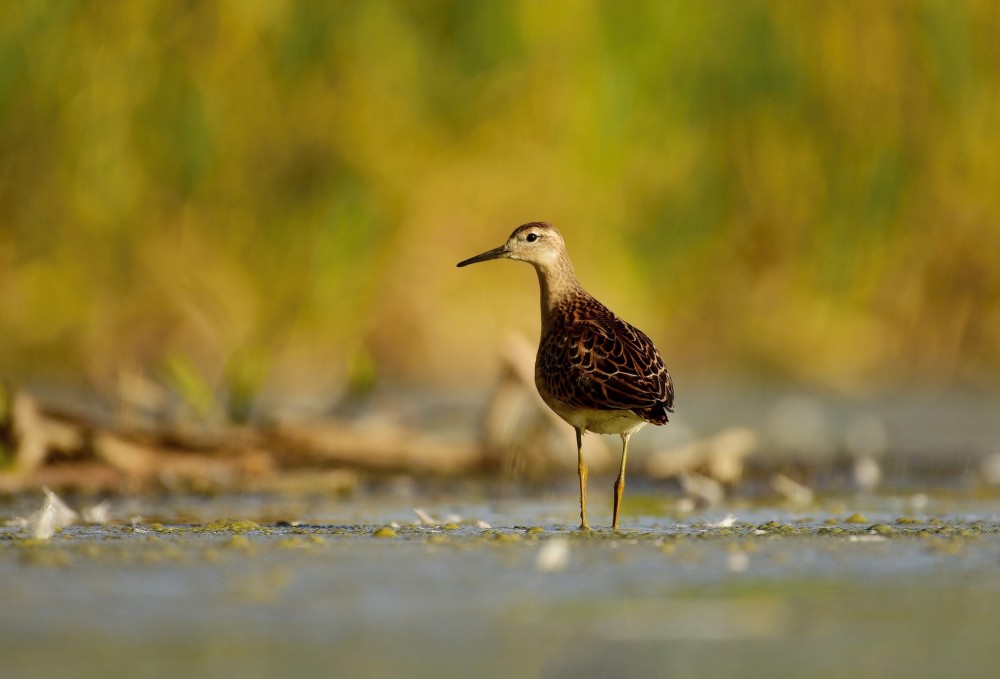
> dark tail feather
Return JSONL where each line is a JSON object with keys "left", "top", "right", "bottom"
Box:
{"left": 639, "top": 402, "right": 672, "bottom": 426}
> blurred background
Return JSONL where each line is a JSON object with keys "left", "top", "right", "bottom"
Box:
{"left": 2, "top": 0, "right": 1000, "bottom": 422}
{"left": 5, "top": 7, "right": 1000, "bottom": 673}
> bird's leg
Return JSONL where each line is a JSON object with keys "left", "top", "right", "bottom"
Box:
{"left": 576, "top": 428, "right": 590, "bottom": 530}
{"left": 612, "top": 432, "right": 631, "bottom": 530}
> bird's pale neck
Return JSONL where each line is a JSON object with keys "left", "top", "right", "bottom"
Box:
{"left": 533, "top": 253, "right": 583, "bottom": 332}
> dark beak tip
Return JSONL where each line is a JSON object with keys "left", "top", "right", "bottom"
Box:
{"left": 456, "top": 245, "right": 508, "bottom": 268}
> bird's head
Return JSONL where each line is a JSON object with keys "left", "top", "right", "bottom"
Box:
{"left": 457, "top": 222, "right": 566, "bottom": 269}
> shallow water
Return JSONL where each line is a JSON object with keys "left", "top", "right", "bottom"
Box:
{"left": 2, "top": 488, "right": 1000, "bottom": 679}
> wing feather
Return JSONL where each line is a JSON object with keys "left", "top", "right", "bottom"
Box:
{"left": 539, "top": 302, "right": 674, "bottom": 424}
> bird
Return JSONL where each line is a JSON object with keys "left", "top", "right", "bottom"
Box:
{"left": 457, "top": 222, "right": 674, "bottom": 530}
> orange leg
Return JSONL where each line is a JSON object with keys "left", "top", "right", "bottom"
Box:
{"left": 576, "top": 428, "right": 590, "bottom": 530}
{"left": 612, "top": 433, "right": 631, "bottom": 530}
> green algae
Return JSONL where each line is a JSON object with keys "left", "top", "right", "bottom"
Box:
{"left": 755, "top": 521, "right": 802, "bottom": 535}
{"left": 868, "top": 523, "right": 897, "bottom": 536}
{"left": 817, "top": 526, "right": 845, "bottom": 535}
{"left": 225, "top": 535, "right": 254, "bottom": 550}
{"left": 204, "top": 519, "right": 266, "bottom": 533}
{"left": 3, "top": 490, "right": 1000, "bottom": 579}
{"left": 278, "top": 536, "right": 324, "bottom": 549}
{"left": 492, "top": 532, "right": 522, "bottom": 543}
{"left": 19, "top": 547, "right": 73, "bottom": 567}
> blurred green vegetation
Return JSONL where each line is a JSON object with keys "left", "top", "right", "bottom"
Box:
{"left": 1, "top": 0, "right": 999, "bottom": 415}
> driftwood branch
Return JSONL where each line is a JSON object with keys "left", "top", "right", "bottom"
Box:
{"left": 0, "top": 379, "right": 477, "bottom": 493}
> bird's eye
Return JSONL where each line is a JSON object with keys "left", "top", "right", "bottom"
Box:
{"left": 526, "top": 233, "right": 538, "bottom": 242}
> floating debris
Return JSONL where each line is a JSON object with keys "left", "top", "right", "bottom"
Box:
{"left": 848, "top": 535, "right": 888, "bottom": 543}
{"left": 708, "top": 514, "right": 738, "bottom": 529}
{"left": 27, "top": 487, "right": 79, "bottom": 540}
{"left": 81, "top": 500, "right": 112, "bottom": 524}
{"left": 28, "top": 503, "right": 56, "bottom": 540}
{"left": 534, "top": 539, "right": 570, "bottom": 573}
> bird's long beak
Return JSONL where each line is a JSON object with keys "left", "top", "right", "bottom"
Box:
{"left": 456, "top": 244, "right": 509, "bottom": 267}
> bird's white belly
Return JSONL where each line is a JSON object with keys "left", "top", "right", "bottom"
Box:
{"left": 541, "top": 392, "right": 647, "bottom": 437}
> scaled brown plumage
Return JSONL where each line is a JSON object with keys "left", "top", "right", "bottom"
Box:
{"left": 458, "top": 222, "right": 675, "bottom": 530}
{"left": 537, "top": 295, "right": 674, "bottom": 426}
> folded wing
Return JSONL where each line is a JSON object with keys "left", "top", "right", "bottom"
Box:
{"left": 540, "top": 313, "right": 674, "bottom": 424}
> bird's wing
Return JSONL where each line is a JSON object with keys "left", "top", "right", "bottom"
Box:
{"left": 542, "top": 316, "right": 674, "bottom": 416}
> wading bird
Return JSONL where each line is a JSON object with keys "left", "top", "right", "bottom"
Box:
{"left": 458, "top": 222, "right": 674, "bottom": 529}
